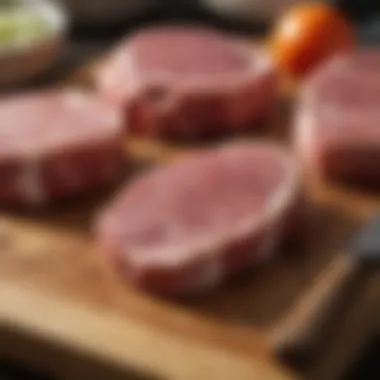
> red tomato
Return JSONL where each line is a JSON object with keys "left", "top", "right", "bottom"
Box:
{"left": 269, "top": 2, "right": 356, "bottom": 78}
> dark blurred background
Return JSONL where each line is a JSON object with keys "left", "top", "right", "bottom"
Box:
{"left": 1, "top": 0, "right": 380, "bottom": 379}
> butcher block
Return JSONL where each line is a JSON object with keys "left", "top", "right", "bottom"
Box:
{"left": 1, "top": 46, "right": 380, "bottom": 380}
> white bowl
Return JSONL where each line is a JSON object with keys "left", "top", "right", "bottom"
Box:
{"left": 62, "top": 0, "right": 158, "bottom": 25}
{"left": 0, "top": 0, "right": 69, "bottom": 87}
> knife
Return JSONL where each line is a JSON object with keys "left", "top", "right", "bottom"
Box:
{"left": 270, "top": 216, "right": 380, "bottom": 367}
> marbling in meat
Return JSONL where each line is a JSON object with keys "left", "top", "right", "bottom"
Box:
{"left": 295, "top": 50, "right": 380, "bottom": 186}
{"left": 0, "top": 90, "right": 125, "bottom": 206}
{"left": 97, "top": 25, "right": 278, "bottom": 139}
{"left": 96, "top": 142, "right": 300, "bottom": 296}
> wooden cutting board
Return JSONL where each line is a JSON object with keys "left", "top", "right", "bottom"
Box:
{"left": 1, "top": 54, "right": 380, "bottom": 380}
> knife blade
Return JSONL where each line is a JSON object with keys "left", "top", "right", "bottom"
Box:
{"left": 269, "top": 216, "right": 380, "bottom": 367}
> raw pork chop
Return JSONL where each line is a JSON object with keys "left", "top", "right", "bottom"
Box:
{"left": 96, "top": 142, "right": 300, "bottom": 296}
{"left": 295, "top": 50, "right": 380, "bottom": 186}
{"left": 0, "top": 90, "right": 124, "bottom": 206}
{"left": 97, "top": 25, "right": 278, "bottom": 139}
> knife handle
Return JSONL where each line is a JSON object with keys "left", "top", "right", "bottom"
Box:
{"left": 270, "top": 254, "right": 366, "bottom": 366}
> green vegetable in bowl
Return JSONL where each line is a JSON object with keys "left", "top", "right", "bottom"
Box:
{"left": 0, "top": 7, "right": 52, "bottom": 48}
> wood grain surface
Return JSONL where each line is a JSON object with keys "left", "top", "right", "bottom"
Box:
{"left": 1, "top": 57, "right": 380, "bottom": 380}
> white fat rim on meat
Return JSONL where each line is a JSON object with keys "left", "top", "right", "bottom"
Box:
{"left": 124, "top": 143, "right": 300, "bottom": 286}
{"left": 98, "top": 51, "right": 137, "bottom": 104}
{"left": 294, "top": 83, "right": 316, "bottom": 164}
{"left": 295, "top": 105, "right": 317, "bottom": 178}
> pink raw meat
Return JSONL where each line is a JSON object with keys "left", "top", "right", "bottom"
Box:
{"left": 295, "top": 50, "right": 380, "bottom": 186}
{"left": 0, "top": 90, "right": 125, "bottom": 206}
{"left": 97, "top": 25, "right": 278, "bottom": 139}
{"left": 96, "top": 142, "right": 300, "bottom": 296}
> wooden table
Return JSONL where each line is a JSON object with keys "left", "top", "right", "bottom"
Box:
{"left": 2, "top": 15, "right": 380, "bottom": 380}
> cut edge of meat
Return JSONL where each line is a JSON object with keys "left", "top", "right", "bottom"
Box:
{"left": 0, "top": 90, "right": 126, "bottom": 207}
{"left": 294, "top": 50, "right": 380, "bottom": 181}
{"left": 98, "top": 142, "right": 300, "bottom": 282}
{"left": 294, "top": 95, "right": 380, "bottom": 186}
{"left": 97, "top": 40, "right": 278, "bottom": 138}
